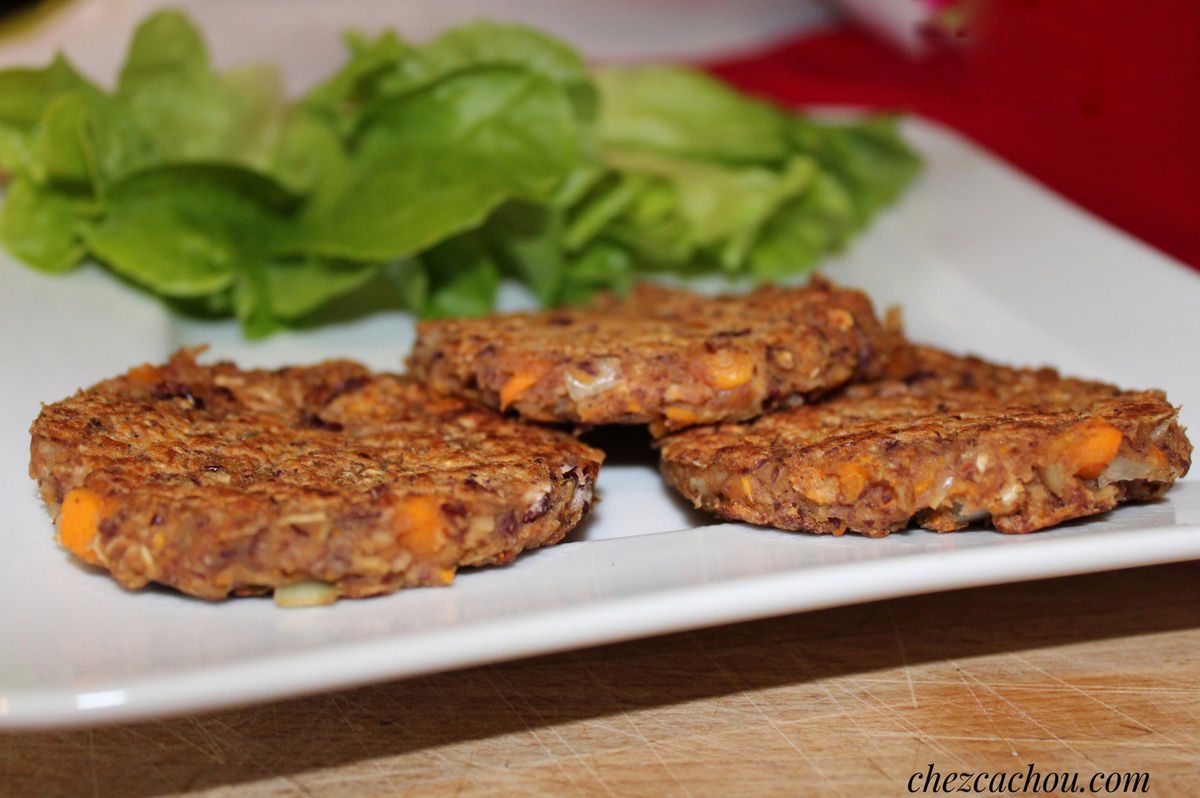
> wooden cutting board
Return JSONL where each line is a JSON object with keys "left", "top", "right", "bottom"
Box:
{"left": 3, "top": 561, "right": 1198, "bottom": 797}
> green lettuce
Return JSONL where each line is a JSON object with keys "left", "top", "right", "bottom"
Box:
{"left": 0, "top": 176, "right": 91, "bottom": 273}
{"left": 595, "top": 66, "right": 789, "bottom": 163}
{"left": 0, "top": 54, "right": 99, "bottom": 174}
{"left": 116, "top": 10, "right": 285, "bottom": 169}
{"left": 300, "top": 66, "right": 581, "bottom": 260}
{"left": 84, "top": 163, "right": 297, "bottom": 297}
{"left": 0, "top": 9, "right": 920, "bottom": 337}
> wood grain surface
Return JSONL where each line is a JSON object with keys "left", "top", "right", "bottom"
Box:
{"left": 3, "top": 562, "right": 1198, "bottom": 797}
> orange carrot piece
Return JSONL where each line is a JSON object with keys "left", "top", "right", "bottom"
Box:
{"left": 395, "top": 495, "right": 445, "bottom": 558}
{"left": 665, "top": 407, "right": 699, "bottom": 425}
{"left": 125, "top": 364, "right": 160, "bottom": 384}
{"left": 59, "top": 488, "right": 107, "bottom": 564}
{"left": 703, "top": 350, "right": 756, "bottom": 391}
{"left": 1058, "top": 419, "right": 1124, "bottom": 479}
{"left": 836, "top": 461, "right": 869, "bottom": 502}
{"left": 499, "top": 364, "right": 549, "bottom": 410}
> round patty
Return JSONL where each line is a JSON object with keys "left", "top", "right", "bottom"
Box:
{"left": 659, "top": 347, "right": 1192, "bottom": 536}
{"left": 29, "top": 350, "right": 603, "bottom": 602}
{"left": 408, "top": 278, "right": 894, "bottom": 434}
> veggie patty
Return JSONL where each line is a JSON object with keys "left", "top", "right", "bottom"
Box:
{"left": 29, "top": 350, "right": 603, "bottom": 602}
{"left": 658, "top": 347, "right": 1192, "bottom": 535}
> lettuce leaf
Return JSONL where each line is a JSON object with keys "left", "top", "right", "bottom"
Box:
{"left": 300, "top": 66, "right": 580, "bottom": 261}
{"left": 0, "top": 11, "right": 921, "bottom": 336}
{"left": 417, "top": 233, "right": 501, "bottom": 319}
{"left": 571, "top": 67, "right": 920, "bottom": 286}
{"left": 790, "top": 116, "right": 922, "bottom": 226}
{"left": 84, "top": 164, "right": 298, "bottom": 297}
{"left": 233, "top": 256, "right": 379, "bottom": 338}
{"left": 117, "top": 10, "right": 284, "bottom": 169}
{"left": 300, "top": 30, "right": 423, "bottom": 136}
{"left": 0, "top": 176, "right": 91, "bottom": 273}
{"left": 422, "top": 21, "right": 597, "bottom": 124}
{"left": 595, "top": 66, "right": 789, "bottom": 164}
{"left": 0, "top": 54, "right": 99, "bottom": 174}
{"left": 36, "top": 91, "right": 156, "bottom": 189}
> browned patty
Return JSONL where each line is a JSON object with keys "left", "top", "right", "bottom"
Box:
{"left": 29, "top": 350, "right": 603, "bottom": 602}
{"left": 658, "top": 347, "right": 1191, "bottom": 536}
{"left": 408, "top": 278, "right": 896, "bottom": 434}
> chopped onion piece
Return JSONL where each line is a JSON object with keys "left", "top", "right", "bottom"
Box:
{"left": 1040, "top": 462, "right": 1067, "bottom": 498}
{"left": 1097, "top": 456, "right": 1155, "bottom": 487}
{"left": 926, "top": 474, "right": 955, "bottom": 508}
{"left": 274, "top": 580, "right": 339, "bottom": 608}
{"left": 950, "top": 505, "right": 989, "bottom": 525}
{"left": 564, "top": 359, "right": 619, "bottom": 401}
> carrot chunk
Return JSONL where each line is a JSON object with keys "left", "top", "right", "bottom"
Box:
{"left": 395, "top": 495, "right": 445, "bottom": 558}
{"left": 703, "top": 350, "right": 756, "bottom": 390}
{"left": 836, "top": 461, "right": 869, "bottom": 502}
{"left": 665, "top": 406, "right": 698, "bottom": 425}
{"left": 1057, "top": 419, "right": 1124, "bottom": 479}
{"left": 499, "top": 364, "right": 549, "bottom": 409}
{"left": 1147, "top": 446, "right": 1171, "bottom": 470}
{"left": 827, "top": 308, "right": 855, "bottom": 331}
{"left": 125, "top": 363, "right": 160, "bottom": 384}
{"left": 59, "top": 488, "right": 107, "bottom": 564}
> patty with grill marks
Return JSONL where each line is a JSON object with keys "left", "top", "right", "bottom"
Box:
{"left": 658, "top": 347, "right": 1191, "bottom": 536}
{"left": 408, "top": 277, "right": 897, "bottom": 435}
{"left": 29, "top": 350, "right": 603, "bottom": 602}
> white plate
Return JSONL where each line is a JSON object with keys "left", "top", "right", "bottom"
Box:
{"left": 2, "top": 110, "right": 1199, "bottom": 728}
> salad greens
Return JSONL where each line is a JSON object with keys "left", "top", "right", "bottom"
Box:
{"left": 0, "top": 11, "right": 920, "bottom": 337}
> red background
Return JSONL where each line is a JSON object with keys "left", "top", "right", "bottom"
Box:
{"left": 708, "top": 0, "right": 1200, "bottom": 272}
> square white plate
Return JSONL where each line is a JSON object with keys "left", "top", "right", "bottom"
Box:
{"left": 1, "top": 114, "right": 1198, "bottom": 729}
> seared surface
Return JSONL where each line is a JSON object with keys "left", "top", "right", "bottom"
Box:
{"left": 408, "top": 279, "right": 895, "bottom": 433}
{"left": 659, "top": 348, "right": 1191, "bottom": 536}
{"left": 29, "top": 351, "right": 603, "bottom": 600}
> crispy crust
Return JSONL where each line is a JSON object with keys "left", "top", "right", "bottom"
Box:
{"left": 28, "top": 351, "right": 603, "bottom": 600}
{"left": 658, "top": 348, "right": 1192, "bottom": 536}
{"left": 408, "top": 278, "right": 896, "bottom": 434}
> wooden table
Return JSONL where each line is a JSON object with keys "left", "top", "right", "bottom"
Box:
{"left": 4, "top": 562, "right": 1198, "bottom": 797}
